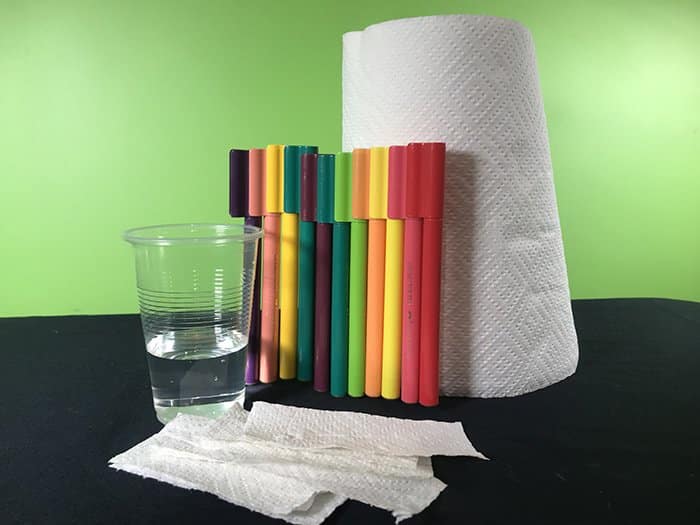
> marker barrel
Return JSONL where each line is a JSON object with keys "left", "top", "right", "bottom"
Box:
{"left": 347, "top": 220, "right": 368, "bottom": 397}
{"left": 330, "top": 222, "right": 350, "bottom": 397}
{"left": 313, "top": 223, "right": 332, "bottom": 392}
{"left": 364, "top": 218, "right": 386, "bottom": 397}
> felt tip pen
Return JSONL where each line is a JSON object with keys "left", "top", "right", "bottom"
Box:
{"left": 246, "top": 148, "right": 267, "bottom": 384}
{"left": 299, "top": 152, "right": 318, "bottom": 383}
{"left": 314, "top": 154, "right": 336, "bottom": 393}
{"left": 279, "top": 145, "right": 318, "bottom": 379}
{"left": 295, "top": 146, "right": 319, "bottom": 381}
{"left": 259, "top": 145, "right": 283, "bottom": 383}
{"left": 279, "top": 145, "right": 299, "bottom": 380}
{"left": 399, "top": 143, "right": 423, "bottom": 403}
{"left": 229, "top": 149, "right": 261, "bottom": 385}
{"left": 414, "top": 142, "right": 446, "bottom": 407}
{"left": 365, "top": 146, "right": 389, "bottom": 398}
{"left": 382, "top": 145, "right": 407, "bottom": 400}
{"left": 330, "top": 152, "right": 351, "bottom": 397}
{"left": 347, "top": 148, "right": 370, "bottom": 397}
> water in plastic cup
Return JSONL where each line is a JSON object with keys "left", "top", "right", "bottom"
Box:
{"left": 124, "top": 224, "right": 262, "bottom": 424}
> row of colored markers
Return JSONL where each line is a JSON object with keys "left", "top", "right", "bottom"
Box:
{"left": 229, "top": 143, "right": 445, "bottom": 406}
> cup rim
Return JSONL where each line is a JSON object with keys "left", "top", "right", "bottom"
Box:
{"left": 123, "top": 223, "right": 263, "bottom": 246}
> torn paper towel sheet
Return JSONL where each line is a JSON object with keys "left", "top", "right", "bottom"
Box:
{"left": 245, "top": 401, "right": 487, "bottom": 458}
{"left": 342, "top": 14, "right": 579, "bottom": 398}
{"left": 110, "top": 402, "right": 487, "bottom": 523}
{"left": 110, "top": 412, "right": 344, "bottom": 525}
{"left": 114, "top": 407, "right": 444, "bottom": 518}
{"left": 155, "top": 402, "right": 431, "bottom": 478}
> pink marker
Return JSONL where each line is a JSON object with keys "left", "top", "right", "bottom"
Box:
{"left": 389, "top": 146, "right": 420, "bottom": 404}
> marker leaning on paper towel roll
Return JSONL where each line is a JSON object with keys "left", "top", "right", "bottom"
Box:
{"left": 229, "top": 149, "right": 261, "bottom": 385}
{"left": 259, "top": 145, "right": 284, "bottom": 383}
{"left": 347, "top": 149, "right": 369, "bottom": 397}
{"left": 414, "top": 142, "right": 446, "bottom": 407}
{"left": 330, "top": 152, "right": 352, "bottom": 397}
{"left": 364, "top": 146, "right": 389, "bottom": 397}
{"left": 313, "top": 154, "right": 335, "bottom": 393}
{"left": 398, "top": 144, "right": 422, "bottom": 403}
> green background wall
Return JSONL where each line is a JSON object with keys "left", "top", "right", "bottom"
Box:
{"left": 1, "top": 0, "right": 698, "bottom": 316}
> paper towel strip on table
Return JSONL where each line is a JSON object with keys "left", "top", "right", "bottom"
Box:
{"left": 110, "top": 402, "right": 486, "bottom": 523}
{"left": 342, "top": 14, "right": 579, "bottom": 398}
{"left": 245, "top": 401, "right": 486, "bottom": 458}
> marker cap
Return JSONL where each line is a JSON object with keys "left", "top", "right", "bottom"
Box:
{"left": 416, "top": 142, "right": 446, "bottom": 219}
{"left": 248, "top": 148, "right": 265, "bottom": 217}
{"left": 407, "top": 143, "right": 446, "bottom": 219}
{"left": 229, "top": 149, "right": 248, "bottom": 217}
{"left": 265, "top": 145, "right": 284, "bottom": 213}
{"left": 388, "top": 145, "right": 407, "bottom": 219}
{"left": 351, "top": 148, "right": 370, "bottom": 220}
{"left": 333, "top": 152, "right": 352, "bottom": 222}
{"left": 405, "top": 143, "right": 421, "bottom": 218}
{"left": 317, "top": 154, "right": 335, "bottom": 224}
{"left": 300, "top": 153, "right": 318, "bottom": 222}
{"left": 369, "top": 146, "right": 389, "bottom": 219}
{"left": 285, "top": 145, "right": 318, "bottom": 213}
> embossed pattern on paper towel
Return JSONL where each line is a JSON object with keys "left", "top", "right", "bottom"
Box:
{"left": 342, "top": 15, "right": 579, "bottom": 397}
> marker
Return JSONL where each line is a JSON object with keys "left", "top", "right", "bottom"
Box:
{"left": 414, "top": 142, "right": 446, "bottom": 407}
{"left": 229, "top": 149, "right": 261, "bottom": 385}
{"left": 259, "top": 145, "right": 283, "bottom": 383}
{"left": 330, "top": 152, "right": 351, "bottom": 397}
{"left": 246, "top": 148, "right": 266, "bottom": 384}
{"left": 347, "top": 148, "right": 369, "bottom": 397}
{"left": 398, "top": 144, "right": 421, "bottom": 403}
{"left": 299, "top": 152, "right": 318, "bottom": 382}
{"left": 279, "top": 145, "right": 318, "bottom": 379}
{"left": 382, "top": 146, "right": 406, "bottom": 399}
{"left": 313, "top": 154, "right": 335, "bottom": 392}
{"left": 365, "top": 146, "right": 389, "bottom": 398}
{"left": 294, "top": 146, "right": 319, "bottom": 381}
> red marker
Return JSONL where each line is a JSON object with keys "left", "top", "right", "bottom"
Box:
{"left": 414, "top": 143, "right": 446, "bottom": 407}
{"left": 390, "top": 145, "right": 420, "bottom": 404}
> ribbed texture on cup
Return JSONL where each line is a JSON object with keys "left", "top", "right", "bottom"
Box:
{"left": 139, "top": 286, "right": 252, "bottom": 335}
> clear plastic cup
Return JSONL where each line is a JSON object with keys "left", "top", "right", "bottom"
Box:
{"left": 124, "top": 223, "right": 262, "bottom": 424}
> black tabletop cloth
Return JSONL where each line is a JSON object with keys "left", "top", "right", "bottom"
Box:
{"left": 2, "top": 299, "right": 699, "bottom": 524}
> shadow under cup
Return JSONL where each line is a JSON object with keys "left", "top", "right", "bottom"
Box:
{"left": 124, "top": 223, "right": 262, "bottom": 424}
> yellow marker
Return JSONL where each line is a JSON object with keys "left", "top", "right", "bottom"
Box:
{"left": 266, "top": 145, "right": 298, "bottom": 379}
{"left": 265, "top": 145, "right": 284, "bottom": 213}
{"left": 279, "top": 211, "right": 298, "bottom": 378}
{"left": 378, "top": 145, "right": 402, "bottom": 399}
{"left": 369, "top": 146, "right": 388, "bottom": 218}
{"left": 381, "top": 217, "right": 403, "bottom": 399}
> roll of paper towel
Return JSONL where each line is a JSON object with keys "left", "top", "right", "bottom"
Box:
{"left": 342, "top": 15, "right": 579, "bottom": 397}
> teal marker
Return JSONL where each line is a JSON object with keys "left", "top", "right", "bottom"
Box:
{"left": 296, "top": 146, "right": 319, "bottom": 381}
{"left": 330, "top": 153, "right": 352, "bottom": 397}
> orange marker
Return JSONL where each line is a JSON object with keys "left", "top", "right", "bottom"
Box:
{"left": 364, "top": 146, "right": 389, "bottom": 397}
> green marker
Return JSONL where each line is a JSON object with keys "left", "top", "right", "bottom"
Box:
{"left": 328, "top": 152, "right": 351, "bottom": 397}
{"left": 347, "top": 149, "right": 370, "bottom": 397}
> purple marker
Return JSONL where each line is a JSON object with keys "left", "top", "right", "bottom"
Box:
{"left": 314, "top": 223, "right": 332, "bottom": 392}
{"left": 312, "top": 154, "right": 335, "bottom": 392}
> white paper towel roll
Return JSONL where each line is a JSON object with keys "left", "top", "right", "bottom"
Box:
{"left": 342, "top": 15, "right": 578, "bottom": 397}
